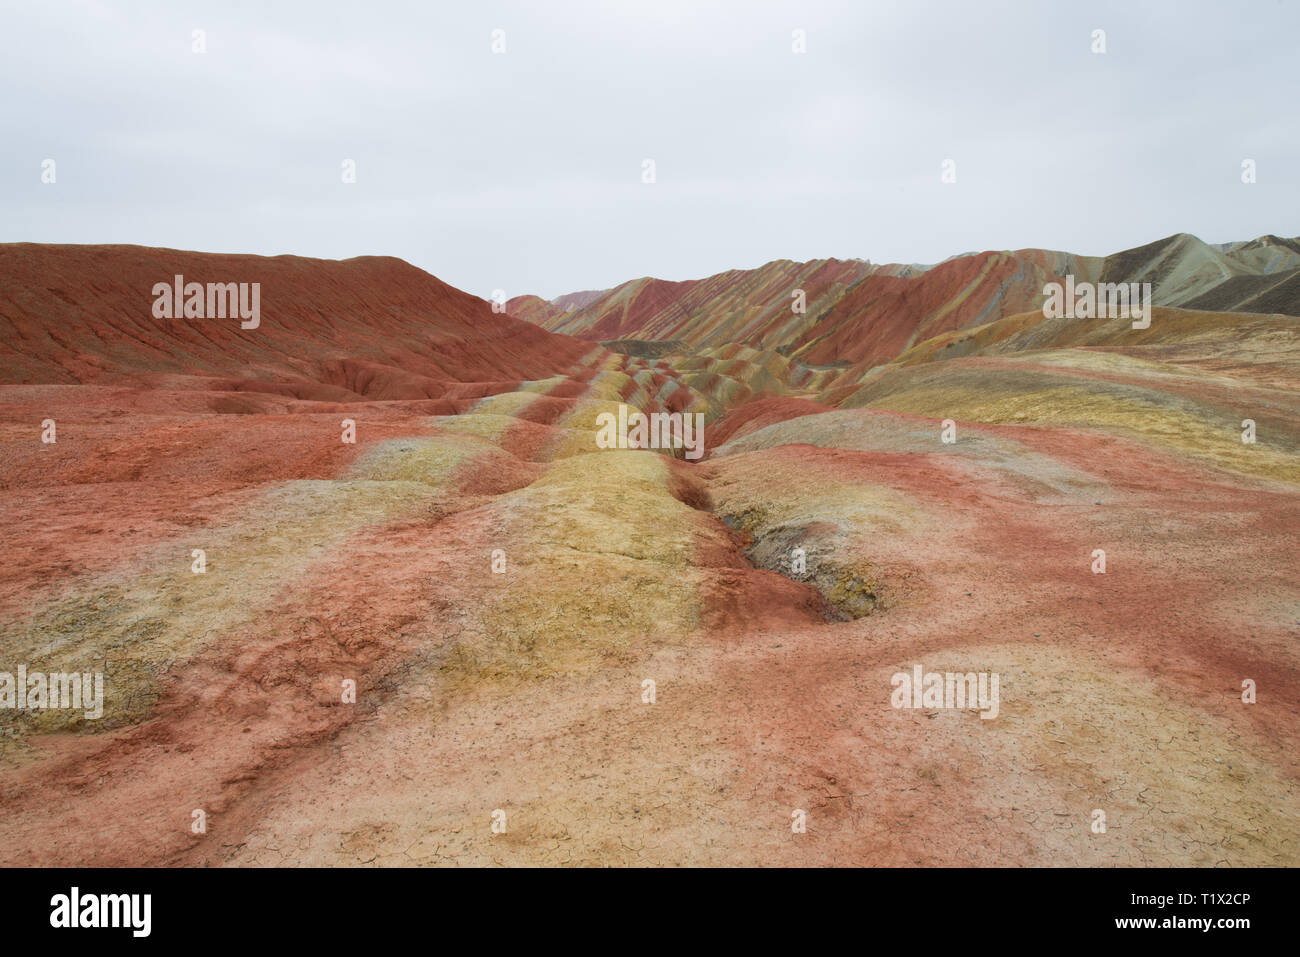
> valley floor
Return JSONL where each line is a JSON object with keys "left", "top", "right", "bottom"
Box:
{"left": 1, "top": 347, "right": 1297, "bottom": 866}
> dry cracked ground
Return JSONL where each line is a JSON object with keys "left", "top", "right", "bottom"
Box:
{"left": 1, "top": 249, "right": 1298, "bottom": 867}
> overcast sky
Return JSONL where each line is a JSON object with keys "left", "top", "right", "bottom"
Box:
{"left": 2, "top": 0, "right": 1297, "bottom": 299}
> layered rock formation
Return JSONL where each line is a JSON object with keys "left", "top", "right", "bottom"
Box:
{"left": 1, "top": 239, "right": 1296, "bottom": 866}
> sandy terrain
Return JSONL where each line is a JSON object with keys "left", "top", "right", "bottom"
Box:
{"left": 1, "top": 244, "right": 1296, "bottom": 866}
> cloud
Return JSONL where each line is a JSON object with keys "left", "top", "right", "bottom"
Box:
{"left": 2, "top": 0, "right": 1296, "bottom": 298}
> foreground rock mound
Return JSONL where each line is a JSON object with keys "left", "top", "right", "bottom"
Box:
{"left": 1, "top": 243, "right": 1297, "bottom": 867}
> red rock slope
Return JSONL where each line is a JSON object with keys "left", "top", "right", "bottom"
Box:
{"left": 0, "top": 244, "right": 599, "bottom": 401}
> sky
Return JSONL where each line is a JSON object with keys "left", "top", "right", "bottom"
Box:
{"left": 2, "top": 0, "right": 1297, "bottom": 300}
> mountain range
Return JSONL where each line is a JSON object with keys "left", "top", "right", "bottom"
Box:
{"left": 1, "top": 234, "right": 1297, "bottom": 867}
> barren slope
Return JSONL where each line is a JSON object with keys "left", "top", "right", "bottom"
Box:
{"left": 1, "top": 244, "right": 1296, "bottom": 867}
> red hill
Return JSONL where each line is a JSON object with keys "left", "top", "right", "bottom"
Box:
{"left": 0, "top": 244, "right": 598, "bottom": 401}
